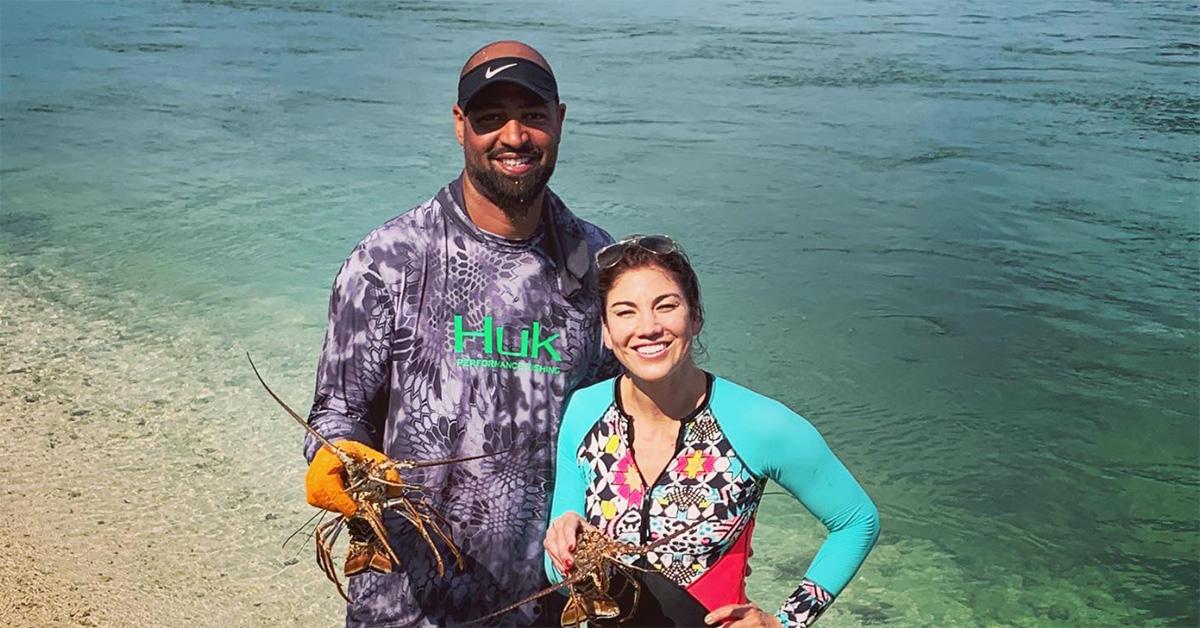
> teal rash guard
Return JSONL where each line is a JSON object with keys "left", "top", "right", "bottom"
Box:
{"left": 546, "top": 375, "right": 880, "bottom": 627}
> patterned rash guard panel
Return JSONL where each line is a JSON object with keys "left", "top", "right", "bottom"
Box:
{"left": 578, "top": 381, "right": 765, "bottom": 587}
{"left": 549, "top": 377, "right": 880, "bottom": 628}
{"left": 304, "top": 177, "right": 617, "bottom": 627}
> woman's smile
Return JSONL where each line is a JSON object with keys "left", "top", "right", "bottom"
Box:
{"left": 633, "top": 341, "right": 671, "bottom": 358}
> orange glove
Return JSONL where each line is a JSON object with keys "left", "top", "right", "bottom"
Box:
{"left": 305, "top": 440, "right": 393, "bottom": 517}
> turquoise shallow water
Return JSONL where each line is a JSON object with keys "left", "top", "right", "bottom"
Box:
{"left": 2, "top": 0, "right": 1197, "bottom": 624}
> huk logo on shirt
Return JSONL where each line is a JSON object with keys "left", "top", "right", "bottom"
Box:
{"left": 453, "top": 314, "right": 563, "bottom": 374}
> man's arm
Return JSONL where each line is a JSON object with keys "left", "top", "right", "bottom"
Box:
{"left": 304, "top": 245, "right": 394, "bottom": 461}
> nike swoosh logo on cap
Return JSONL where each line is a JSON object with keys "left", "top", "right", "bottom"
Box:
{"left": 484, "top": 63, "right": 518, "bottom": 79}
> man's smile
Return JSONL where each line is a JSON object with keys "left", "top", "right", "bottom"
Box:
{"left": 492, "top": 151, "right": 540, "bottom": 176}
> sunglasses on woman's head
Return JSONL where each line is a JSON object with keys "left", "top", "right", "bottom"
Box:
{"left": 595, "top": 235, "right": 679, "bottom": 270}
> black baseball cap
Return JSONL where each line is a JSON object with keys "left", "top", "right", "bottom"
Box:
{"left": 457, "top": 56, "right": 558, "bottom": 111}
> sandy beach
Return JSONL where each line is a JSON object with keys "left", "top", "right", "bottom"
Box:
{"left": 0, "top": 266, "right": 340, "bottom": 626}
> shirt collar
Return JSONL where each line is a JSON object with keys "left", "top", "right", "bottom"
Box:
{"left": 439, "top": 174, "right": 590, "bottom": 298}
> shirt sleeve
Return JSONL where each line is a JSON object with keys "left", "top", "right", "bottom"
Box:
{"left": 303, "top": 246, "right": 394, "bottom": 462}
{"left": 775, "top": 578, "right": 835, "bottom": 627}
{"left": 714, "top": 379, "right": 879, "bottom": 626}
{"left": 544, "top": 395, "right": 593, "bottom": 585}
{"left": 760, "top": 407, "right": 879, "bottom": 625}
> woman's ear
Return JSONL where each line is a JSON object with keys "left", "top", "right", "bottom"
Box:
{"left": 601, "top": 320, "right": 613, "bottom": 351}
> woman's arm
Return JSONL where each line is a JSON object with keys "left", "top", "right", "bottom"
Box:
{"left": 765, "top": 413, "right": 880, "bottom": 627}
{"left": 713, "top": 379, "right": 880, "bottom": 627}
{"left": 544, "top": 444, "right": 587, "bottom": 584}
{"left": 543, "top": 384, "right": 610, "bottom": 583}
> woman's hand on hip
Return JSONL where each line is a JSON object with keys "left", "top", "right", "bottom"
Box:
{"left": 705, "top": 603, "right": 784, "bottom": 628}
{"left": 544, "top": 511, "right": 585, "bottom": 575}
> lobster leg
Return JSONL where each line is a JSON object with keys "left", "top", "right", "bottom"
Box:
{"left": 315, "top": 516, "right": 350, "bottom": 602}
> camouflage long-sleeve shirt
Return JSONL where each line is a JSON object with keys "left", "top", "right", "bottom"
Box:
{"left": 305, "top": 176, "right": 617, "bottom": 626}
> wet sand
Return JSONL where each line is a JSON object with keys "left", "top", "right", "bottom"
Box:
{"left": 0, "top": 268, "right": 340, "bottom": 626}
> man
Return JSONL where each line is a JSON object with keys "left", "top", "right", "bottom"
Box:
{"left": 302, "top": 41, "right": 617, "bottom": 625}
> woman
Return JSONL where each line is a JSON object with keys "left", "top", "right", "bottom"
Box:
{"left": 544, "top": 235, "right": 880, "bottom": 627}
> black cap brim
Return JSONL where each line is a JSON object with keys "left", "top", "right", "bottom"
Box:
{"left": 457, "top": 56, "right": 558, "bottom": 111}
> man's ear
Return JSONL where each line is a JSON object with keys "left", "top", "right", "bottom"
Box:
{"left": 557, "top": 101, "right": 567, "bottom": 128}
{"left": 453, "top": 105, "right": 465, "bottom": 146}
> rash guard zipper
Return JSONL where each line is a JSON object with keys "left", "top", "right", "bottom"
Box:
{"left": 626, "top": 413, "right": 690, "bottom": 551}
{"left": 626, "top": 416, "right": 690, "bottom": 548}
{"left": 614, "top": 373, "right": 714, "bottom": 552}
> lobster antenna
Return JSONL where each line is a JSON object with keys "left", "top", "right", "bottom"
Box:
{"left": 246, "top": 352, "right": 354, "bottom": 467}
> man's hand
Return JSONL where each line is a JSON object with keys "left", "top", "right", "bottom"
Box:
{"left": 305, "top": 441, "right": 391, "bottom": 517}
{"left": 543, "top": 511, "right": 585, "bottom": 575}
{"left": 705, "top": 603, "right": 784, "bottom": 628}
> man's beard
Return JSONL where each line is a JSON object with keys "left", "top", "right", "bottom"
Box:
{"left": 464, "top": 149, "right": 556, "bottom": 220}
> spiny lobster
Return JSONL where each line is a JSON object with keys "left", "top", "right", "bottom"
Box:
{"left": 248, "top": 354, "right": 501, "bottom": 601}
{"left": 470, "top": 518, "right": 706, "bottom": 626}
